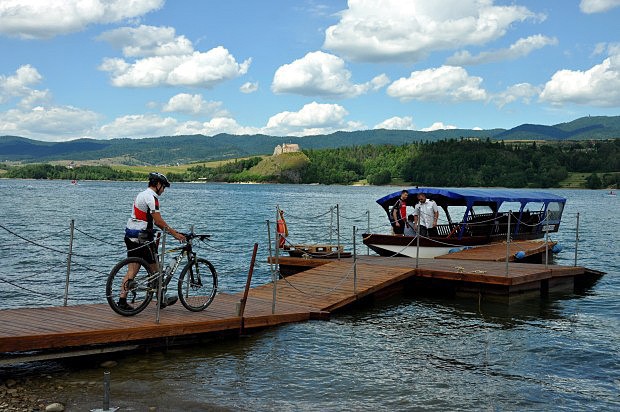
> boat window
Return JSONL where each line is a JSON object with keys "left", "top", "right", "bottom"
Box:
{"left": 471, "top": 205, "right": 493, "bottom": 215}
{"left": 447, "top": 206, "right": 468, "bottom": 222}
{"left": 497, "top": 202, "right": 523, "bottom": 214}
{"left": 546, "top": 202, "right": 564, "bottom": 222}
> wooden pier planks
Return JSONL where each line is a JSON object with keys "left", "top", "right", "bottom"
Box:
{"left": 0, "top": 253, "right": 589, "bottom": 356}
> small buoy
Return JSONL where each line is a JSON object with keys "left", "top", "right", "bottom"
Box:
{"left": 448, "top": 248, "right": 460, "bottom": 254}
{"left": 515, "top": 251, "right": 526, "bottom": 259}
{"left": 552, "top": 244, "right": 563, "bottom": 254}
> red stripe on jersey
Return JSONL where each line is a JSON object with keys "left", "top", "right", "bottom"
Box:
{"left": 134, "top": 203, "right": 148, "bottom": 221}
{"left": 154, "top": 198, "right": 159, "bottom": 211}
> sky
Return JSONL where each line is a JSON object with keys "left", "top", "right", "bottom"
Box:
{"left": 0, "top": 0, "right": 619, "bottom": 142}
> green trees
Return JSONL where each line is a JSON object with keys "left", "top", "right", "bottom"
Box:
{"left": 3, "top": 139, "right": 618, "bottom": 188}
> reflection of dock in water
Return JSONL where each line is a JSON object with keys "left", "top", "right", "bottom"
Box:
{"left": 0, "top": 240, "right": 603, "bottom": 364}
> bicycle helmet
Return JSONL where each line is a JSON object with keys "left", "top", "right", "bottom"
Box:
{"left": 148, "top": 172, "right": 170, "bottom": 188}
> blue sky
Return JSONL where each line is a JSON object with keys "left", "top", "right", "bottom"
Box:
{"left": 0, "top": 0, "right": 619, "bottom": 142}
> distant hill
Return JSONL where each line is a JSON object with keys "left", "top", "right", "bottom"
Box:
{"left": 1, "top": 115, "right": 618, "bottom": 164}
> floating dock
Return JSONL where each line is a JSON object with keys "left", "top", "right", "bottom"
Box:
{"left": 0, "top": 240, "right": 603, "bottom": 364}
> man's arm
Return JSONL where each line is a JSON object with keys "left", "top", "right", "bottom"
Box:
{"left": 432, "top": 203, "right": 439, "bottom": 227}
{"left": 392, "top": 201, "right": 400, "bottom": 226}
{"left": 152, "top": 212, "right": 186, "bottom": 241}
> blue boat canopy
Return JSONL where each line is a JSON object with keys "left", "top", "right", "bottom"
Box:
{"left": 376, "top": 187, "right": 566, "bottom": 212}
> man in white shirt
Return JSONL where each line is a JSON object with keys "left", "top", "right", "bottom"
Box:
{"left": 413, "top": 193, "right": 439, "bottom": 237}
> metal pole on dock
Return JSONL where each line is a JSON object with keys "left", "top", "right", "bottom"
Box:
{"left": 273, "top": 208, "right": 279, "bottom": 314}
{"left": 544, "top": 211, "right": 549, "bottom": 269}
{"left": 329, "top": 206, "right": 334, "bottom": 246}
{"left": 63, "top": 219, "right": 74, "bottom": 307}
{"left": 367, "top": 210, "right": 370, "bottom": 255}
{"left": 156, "top": 231, "right": 166, "bottom": 324}
{"left": 266, "top": 219, "right": 274, "bottom": 276}
{"left": 505, "top": 211, "right": 511, "bottom": 275}
{"left": 336, "top": 204, "right": 341, "bottom": 260}
{"left": 415, "top": 231, "right": 420, "bottom": 269}
{"left": 353, "top": 226, "right": 357, "bottom": 294}
{"left": 574, "top": 212, "right": 580, "bottom": 267}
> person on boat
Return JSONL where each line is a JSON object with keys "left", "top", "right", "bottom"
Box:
{"left": 403, "top": 214, "right": 416, "bottom": 237}
{"left": 413, "top": 193, "right": 439, "bottom": 237}
{"left": 117, "top": 172, "right": 186, "bottom": 311}
{"left": 277, "top": 209, "right": 289, "bottom": 249}
{"left": 391, "top": 190, "right": 409, "bottom": 235}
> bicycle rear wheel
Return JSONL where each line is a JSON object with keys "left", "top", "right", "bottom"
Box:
{"left": 106, "top": 257, "right": 156, "bottom": 316}
{"left": 177, "top": 258, "right": 218, "bottom": 312}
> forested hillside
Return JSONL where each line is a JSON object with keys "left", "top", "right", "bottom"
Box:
{"left": 1, "top": 115, "right": 618, "bottom": 164}
{"left": 3, "top": 139, "right": 618, "bottom": 189}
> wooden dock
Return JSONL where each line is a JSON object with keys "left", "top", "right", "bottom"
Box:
{"left": 0, "top": 241, "right": 603, "bottom": 363}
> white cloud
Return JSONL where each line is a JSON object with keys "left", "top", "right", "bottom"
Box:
{"left": 97, "top": 25, "right": 193, "bottom": 57}
{"left": 272, "top": 51, "right": 388, "bottom": 97}
{"left": 240, "top": 82, "right": 259, "bottom": 94}
{"left": 387, "top": 65, "right": 487, "bottom": 102}
{"left": 580, "top": 0, "right": 620, "bottom": 13}
{"left": 99, "top": 114, "right": 179, "bottom": 138}
{"left": 447, "top": 35, "right": 558, "bottom": 65}
{"left": 421, "top": 122, "right": 457, "bottom": 132}
{"left": 175, "top": 118, "right": 259, "bottom": 136}
{"left": 99, "top": 46, "right": 251, "bottom": 88}
{"left": 374, "top": 116, "right": 415, "bottom": 130}
{"left": 162, "top": 93, "right": 229, "bottom": 117}
{"left": 0, "top": 105, "right": 101, "bottom": 141}
{"left": 493, "top": 83, "right": 541, "bottom": 108}
{"left": 0, "top": 65, "right": 43, "bottom": 103}
{"left": 0, "top": 0, "right": 164, "bottom": 39}
{"left": 324, "top": 0, "right": 539, "bottom": 62}
{"left": 264, "top": 101, "right": 363, "bottom": 136}
{"left": 540, "top": 52, "right": 620, "bottom": 107}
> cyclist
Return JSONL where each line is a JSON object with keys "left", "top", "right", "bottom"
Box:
{"left": 117, "top": 172, "right": 186, "bottom": 311}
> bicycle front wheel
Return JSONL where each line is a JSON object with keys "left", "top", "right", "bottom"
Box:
{"left": 177, "top": 258, "right": 218, "bottom": 312}
{"left": 106, "top": 257, "right": 156, "bottom": 316}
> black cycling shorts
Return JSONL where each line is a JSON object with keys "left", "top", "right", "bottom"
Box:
{"left": 124, "top": 237, "right": 157, "bottom": 264}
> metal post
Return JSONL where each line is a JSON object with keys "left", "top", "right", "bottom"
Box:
{"left": 266, "top": 219, "right": 274, "bottom": 275}
{"left": 544, "top": 211, "right": 549, "bottom": 269}
{"left": 273, "top": 208, "right": 279, "bottom": 314}
{"left": 367, "top": 210, "right": 370, "bottom": 255}
{"left": 415, "top": 233, "right": 420, "bottom": 269}
{"left": 329, "top": 206, "right": 334, "bottom": 245}
{"left": 63, "top": 219, "right": 74, "bottom": 307}
{"left": 353, "top": 226, "right": 357, "bottom": 294}
{"left": 574, "top": 212, "right": 580, "bottom": 267}
{"left": 156, "top": 231, "right": 166, "bottom": 324}
{"left": 336, "top": 204, "right": 341, "bottom": 260}
{"left": 505, "top": 211, "right": 511, "bottom": 275}
{"left": 90, "top": 371, "right": 118, "bottom": 412}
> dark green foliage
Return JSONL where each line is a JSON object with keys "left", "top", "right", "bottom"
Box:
{"left": 367, "top": 170, "right": 392, "bottom": 185}
{"left": 585, "top": 173, "right": 603, "bottom": 189}
{"left": 5, "top": 164, "right": 141, "bottom": 181}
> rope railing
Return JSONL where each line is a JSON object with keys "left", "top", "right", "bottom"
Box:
{"left": 0, "top": 219, "right": 261, "bottom": 309}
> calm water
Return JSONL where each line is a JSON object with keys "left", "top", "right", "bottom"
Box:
{"left": 0, "top": 179, "right": 618, "bottom": 411}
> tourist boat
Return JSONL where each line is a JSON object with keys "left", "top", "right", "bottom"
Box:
{"left": 363, "top": 187, "right": 566, "bottom": 258}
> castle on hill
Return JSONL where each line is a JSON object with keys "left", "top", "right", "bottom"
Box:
{"left": 273, "top": 143, "right": 300, "bottom": 156}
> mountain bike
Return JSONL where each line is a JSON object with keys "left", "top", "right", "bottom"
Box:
{"left": 106, "top": 232, "right": 217, "bottom": 316}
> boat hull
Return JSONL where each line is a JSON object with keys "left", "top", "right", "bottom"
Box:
{"left": 362, "top": 233, "right": 540, "bottom": 259}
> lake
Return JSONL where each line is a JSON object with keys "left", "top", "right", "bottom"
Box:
{"left": 0, "top": 179, "right": 618, "bottom": 410}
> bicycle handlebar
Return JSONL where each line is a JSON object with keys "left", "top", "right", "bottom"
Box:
{"left": 181, "top": 232, "right": 211, "bottom": 241}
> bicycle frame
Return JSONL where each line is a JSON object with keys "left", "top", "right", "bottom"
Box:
{"left": 156, "top": 240, "right": 197, "bottom": 290}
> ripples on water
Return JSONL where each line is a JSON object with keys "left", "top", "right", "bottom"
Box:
{"left": 0, "top": 180, "right": 618, "bottom": 410}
